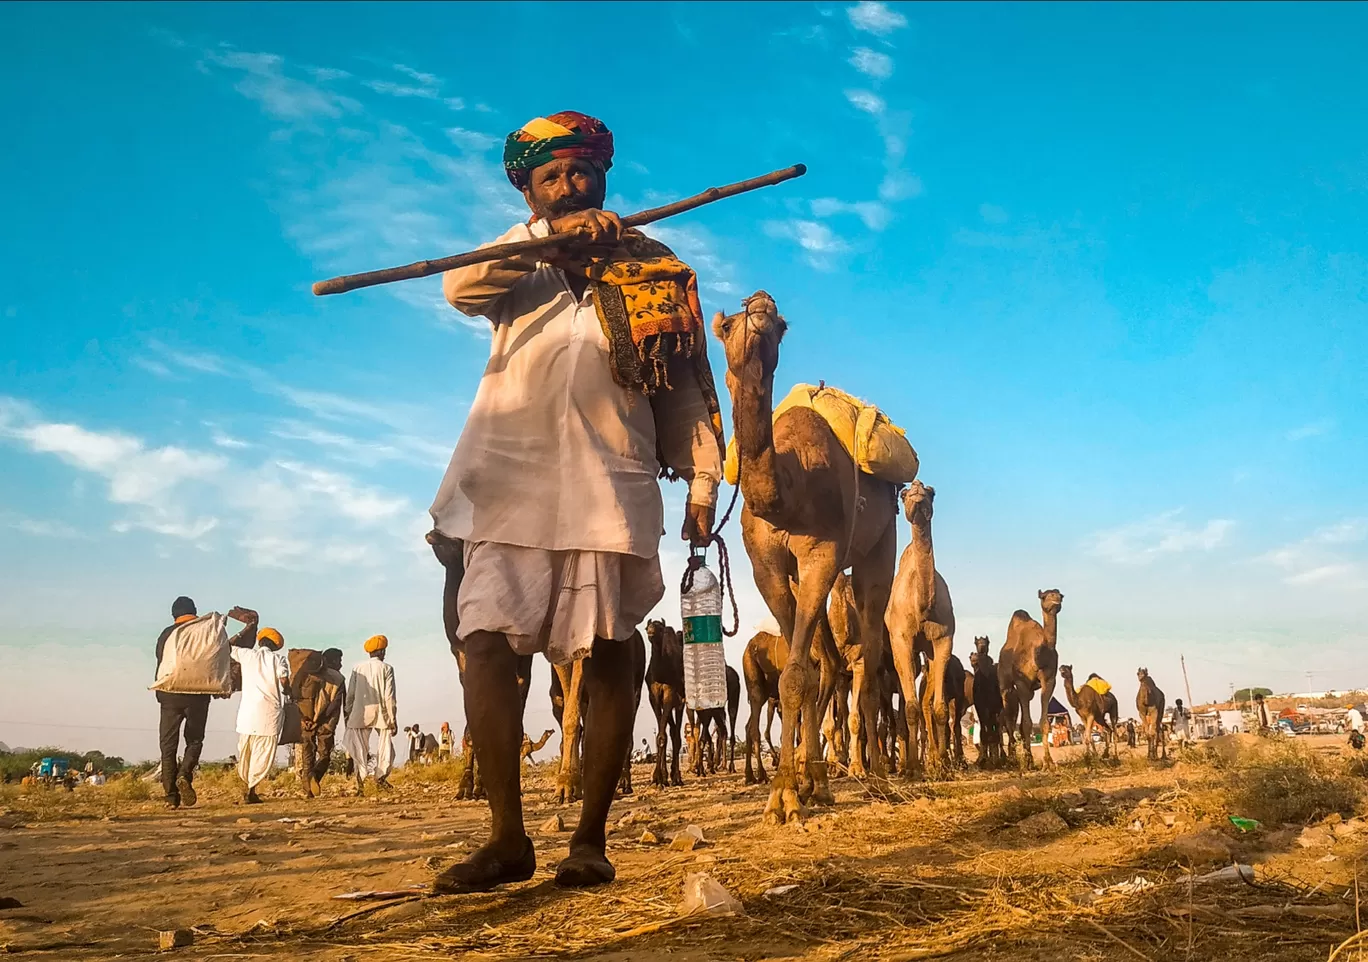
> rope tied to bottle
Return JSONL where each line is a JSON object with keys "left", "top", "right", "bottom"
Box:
{"left": 679, "top": 479, "right": 742, "bottom": 638}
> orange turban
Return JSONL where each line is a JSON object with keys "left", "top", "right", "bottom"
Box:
{"left": 258, "top": 627, "right": 284, "bottom": 649}
{"left": 363, "top": 634, "right": 389, "bottom": 654}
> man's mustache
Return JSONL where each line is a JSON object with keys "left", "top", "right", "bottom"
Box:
{"left": 544, "top": 192, "right": 597, "bottom": 217}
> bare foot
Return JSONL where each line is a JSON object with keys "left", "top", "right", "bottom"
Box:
{"left": 432, "top": 837, "right": 535, "bottom": 894}
{"left": 554, "top": 844, "right": 615, "bottom": 888}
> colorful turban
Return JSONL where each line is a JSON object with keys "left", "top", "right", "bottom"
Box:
{"left": 258, "top": 627, "right": 284, "bottom": 649}
{"left": 503, "top": 111, "right": 613, "bottom": 189}
{"left": 364, "top": 634, "right": 389, "bottom": 654}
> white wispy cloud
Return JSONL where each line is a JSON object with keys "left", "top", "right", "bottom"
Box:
{"left": 845, "top": 89, "right": 886, "bottom": 115}
{"left": 849, "top": 47, "right": 894, "bottom": 80}
{"left": 1087, "top": 510, "right": 1234, "bottom": 565}
{"left": 5, "top": 516, "right": 80, "bottom": 538}
{"left": 1286, "top": 419, "right": 1334, "bottom": 441}
{"left": 211, "top": 432, "right": 250, "bottom": 449}
{"left": 979, "top": 203, "right": 1009, "bottom": 224}
{"left": 810, "top": 197, "right": 891, "bottom": 230}
{"left": 847, "top": 1, "right": 908, "bottom": 35}
{"left": 364, "top": 63, "right": 441, "bottom": 99}
{"left": 1259, "top": 519, "right": 1366, "bottom": 587}
{"left": 643, "top": 223, "right": 741, "bottom": 298}
{"left": 447, "top": 127, "right": 501, "bottom": 151}
{"left": 276, "top": 461, "right": 408, "bottom": 524}
{"left": 763, "top": 219, "right": 849, "bottom": 269}
{"left": 199, "top": 49, "right": 360, "bottom": 122}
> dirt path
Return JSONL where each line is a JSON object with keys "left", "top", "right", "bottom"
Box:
{"left": 1, "top": 744, "right": 1362, "bottom": 960}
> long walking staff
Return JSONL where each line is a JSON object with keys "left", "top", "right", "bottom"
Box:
{"left": 312, "top": 164, "right": 807, "bottom": 296}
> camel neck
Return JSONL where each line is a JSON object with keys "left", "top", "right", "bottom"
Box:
{"left": 910, "top": 512, "right": 936, "bottom": 607}
{"left": 1061, "top": 675, "right": 1079, "bottom": 707}
{"left": 729, "top": 367, "right": 782, "bottom": 517}
{"left": 1042, "top": 609, "right": 1058, "bottom": 648}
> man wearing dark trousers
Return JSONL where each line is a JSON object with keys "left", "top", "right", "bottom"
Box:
{"left": 155, "top": 597, "right": 257, "bottom": 808}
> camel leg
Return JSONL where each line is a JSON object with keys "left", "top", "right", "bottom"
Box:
{"left": 556, "top": 637, "right": 634, "bottom": 887}
{"left": 669, "top": 704, "right": 684, "bottom": 786}
{"left": 1038, "top": 674, "right": 1057, "bottom": 770}
{"left": 652, "top": 694, "right": 670, "bottom": 788}
{"left": 744, "top": 676, "right": 768, "bottom": 785}
{"left": 554, "top": 661, "right": 584, "bottom": 804}
{"left": 1015, "top": 682, "right": 1036, "bottom": 771}
{"left": 888, "top": 627, "right": 922, "bottom": 780}
{"left": 923, "top": 634, "right": 953, "bottom": 775}
{"left": 433, "top": 630, "right": 535, "bottom": 893}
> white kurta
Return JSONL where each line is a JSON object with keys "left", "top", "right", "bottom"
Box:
{"left": 428, "top": 220, "right": 721, "bottom": 557}
{"left": 345, "top": 657, "right": 397, "bottom": 732}
{"left": 231, "top": 647, "right": 288, "bottom": 737}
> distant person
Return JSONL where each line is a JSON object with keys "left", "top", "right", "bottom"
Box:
{"left": 295, "top": 648, "right": 347, "bottom": 797}
{"left": 439, "top": 722, "right": 454, "bottom": 762}
{"left": 232, "top": 626, "right": 289, "bottom": 804}
{"left": 155, "top": 596, "right": 257, "bottom": 809}
{"left": 344, "top": 635, "right": 398, "bottom": 792}
{"left": 1254, "top": 693, "right": 1271, "bottom": 733}
{"left": 1171, "top": 699, "right": 1192, "bottom": 748}
{"left": 1125, "top": 719, "right": 1137, "bottom": 749}
{"left": 407, "top": 724, "right": 424, "bottom": 766}
{"left": 1346, "top": 705, "right": 1364, "bottom": 735}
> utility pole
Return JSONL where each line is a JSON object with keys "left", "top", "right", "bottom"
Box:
{"left": 1181, "top": 654, "right": 1195, "bottom": 708}
{"left": 1229, "top": 682, "right": 1237, "bottom": 709}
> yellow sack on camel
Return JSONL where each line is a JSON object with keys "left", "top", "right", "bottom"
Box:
{"left": 1084, "top": 676, "right": 1112, "bottom": 697}
{"left": 723, "top": 383, "right": 919, "bottom": 485}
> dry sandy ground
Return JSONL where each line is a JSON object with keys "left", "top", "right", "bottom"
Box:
{"left": 2, "top": 738, "right": 1364, "bottom": 961}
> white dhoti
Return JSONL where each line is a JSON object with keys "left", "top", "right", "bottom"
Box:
{"left": 457, "top": 541, "right": 664, "bottom": 665}
{"left": 236, "top": 733, "right": 278, "bottom": 789}
{"left": 344, "top": 726, "right": 395, "bottom": 780}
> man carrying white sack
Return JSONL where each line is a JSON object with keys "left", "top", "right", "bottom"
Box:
{"left": 344, "top": 634, "right": 398, "bottom": 793}
{"left": 232, "top": 626, "right": 289, "bottom": 804}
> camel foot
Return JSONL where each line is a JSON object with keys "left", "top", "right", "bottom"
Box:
{"left": 554, "top": 845, "right": 615, "bottom": 888}
{"left": 555, "top": 776, "right": 582, "bottom": 805}
{"left": 432, "top": 837, "right": 536, "bottom": 894}
{"left": 763, "top": 785, "right": 804, "bottom": 825}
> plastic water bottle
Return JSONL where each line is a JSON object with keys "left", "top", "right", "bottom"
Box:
{"left": 681, "top": 551, "right": 728, "bottom": 711}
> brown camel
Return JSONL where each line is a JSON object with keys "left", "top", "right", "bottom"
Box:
{"left": 997, "top": 589, "right": 1064, "bottom": 770}
{"left": 969, "top": 636, "right": 1004, "bottom": 768}
{"left": 715, "top": 291, "right": 899, "bottom": 822}
{"left": 742, "top": 630, "right": 782, "bottom": 784}
{"left": 550, "top": 631, "right": 647, "bottom": 802}
{"left": 691, "top": 665, "right": 742, "bottom": 775}
{"left": 428, "top": 531, "right": 532, "bottom": 802}
{"left": 915, "top": 652, "right": 970, "bottom": 767}
{"left": 1058, "top": 666, "right": 1119, "bottom": 759}
{"left": 521, "top": 729, "right": 555, "bottom": 763}
{"left": 1135, "top": 668, "right": 1167, "bottom": 761}
{"left": 645, "top": 619, "right": 685, "bottom": 787}
{"left": 886, "top": 481, "right": 955, "bottom": 778}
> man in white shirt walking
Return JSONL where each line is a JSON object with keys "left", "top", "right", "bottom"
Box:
{"left": 231, "top": 626, "right": 289, "bottom": 804}
{"left": 344, "top": 634, "right": 398, "bottom": 793}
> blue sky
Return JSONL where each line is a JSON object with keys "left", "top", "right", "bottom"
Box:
{"left": 2, "top": 2, "right": 1366, "bottom": 761}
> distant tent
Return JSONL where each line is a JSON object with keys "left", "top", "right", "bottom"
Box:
{"left": 1047, "top": 697, "right": 1071, "bottom": 720}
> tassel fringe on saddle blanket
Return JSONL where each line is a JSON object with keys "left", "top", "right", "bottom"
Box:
{"left": 576, "top": 229, "right": 725, "bottom": 471}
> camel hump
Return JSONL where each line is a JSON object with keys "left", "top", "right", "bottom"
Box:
{"left": 1008, "top": 609, "right": 1033, "bottom": 626}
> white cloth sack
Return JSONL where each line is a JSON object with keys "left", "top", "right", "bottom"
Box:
{"left": 150, "top": 613, "right": 231, "bottom": 695}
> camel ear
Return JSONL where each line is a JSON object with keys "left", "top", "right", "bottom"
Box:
{"left": 1038, "top": 589, "right": 1045, "bottom": 599}
{"left": 711, "top": 310, "right": 728, "bottom": 340}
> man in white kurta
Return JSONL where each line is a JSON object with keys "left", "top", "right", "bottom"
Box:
{"left": 231, "top": 627, "right": 288, "bottom": 803}
{"left": 426, "top": 110, "right": 722, "bottom": 895}
{"left": 343, "top": 635, "right": 398, "bottom": 790}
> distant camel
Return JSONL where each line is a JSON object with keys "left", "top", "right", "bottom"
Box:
{"left": 645, "top": 620, "right": 685, "bottom": 788}
{"left": 969, "top": 636, "right": 1003, "bottom": 768}
{"left": 1058, "top": 666, "right": 1118, "bottom": 759}
{"left": 521, "top": 729, "right": 554, "bottom": 763}
{"left": 1135, "top": 668, "right": 1167, "bottom": 761}
{"left": 998, "top": 590, "right": 1064, "bottom": 770}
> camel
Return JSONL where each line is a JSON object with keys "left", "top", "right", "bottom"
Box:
{"left": 550, "top": 631, "right": 647, "bottom": 802}
{"left": 690, "top": 666, "right": 742, "bottom": 775}
{"left": 1058, "top": 666, "right": 1119, "bottom": 759}
{"left": 715, "top": 291, "right": 899, "bottom": 823}
{"left": 997, "top": 589, "right": 1064, "bottom": 770}
{"left": 915, "top": 652, "right": 970, "bottom": 767}
{"left": 521, "top": 729, "right": 555, "bottom": 763}
{"left": 1136, "top": 668, "right": 1167, "bottom": 761}
{"left": 645, "top": 619, "right": 685, "bottom": 787}
{"left": 886, "top": 481, "right": 955, "bottom": 778}
{"left": 969, "top": 636, "right": 1004, "bottom": 768}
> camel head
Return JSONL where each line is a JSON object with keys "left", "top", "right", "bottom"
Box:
{"left": 901, "top": 480, "right": 935, "bottom": 523}
{"left": 645, "top": 618, "right": 667, "bottom": 645}
{"left": 1037, "top": 588, "right": 1064, "bottom": 615}
{"left": 973, "top": 635, "right": 990, "bottom": 655}
{"left": 1137, "top": 667, "right": 1150, "bottom": 683}
{"left": 712, "top": 290, "right": 787, "bottom": 381}
{"left": 1059, "top": 664, "right": 1074, "bottom": 683}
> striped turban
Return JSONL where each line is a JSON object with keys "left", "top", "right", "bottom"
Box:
{"left": 503, "top": 111, "right": 613, "bottom": 189}
{"left": 364, "top": 634, "right": 389, "bottom": 654}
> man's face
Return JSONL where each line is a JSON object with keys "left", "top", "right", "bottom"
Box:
{"left": 523, "top": 156, "right": 606, "bottom": 219}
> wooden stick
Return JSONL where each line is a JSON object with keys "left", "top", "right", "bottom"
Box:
{"left": 311, "top": 164, "right": 807, "bottom": 296}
